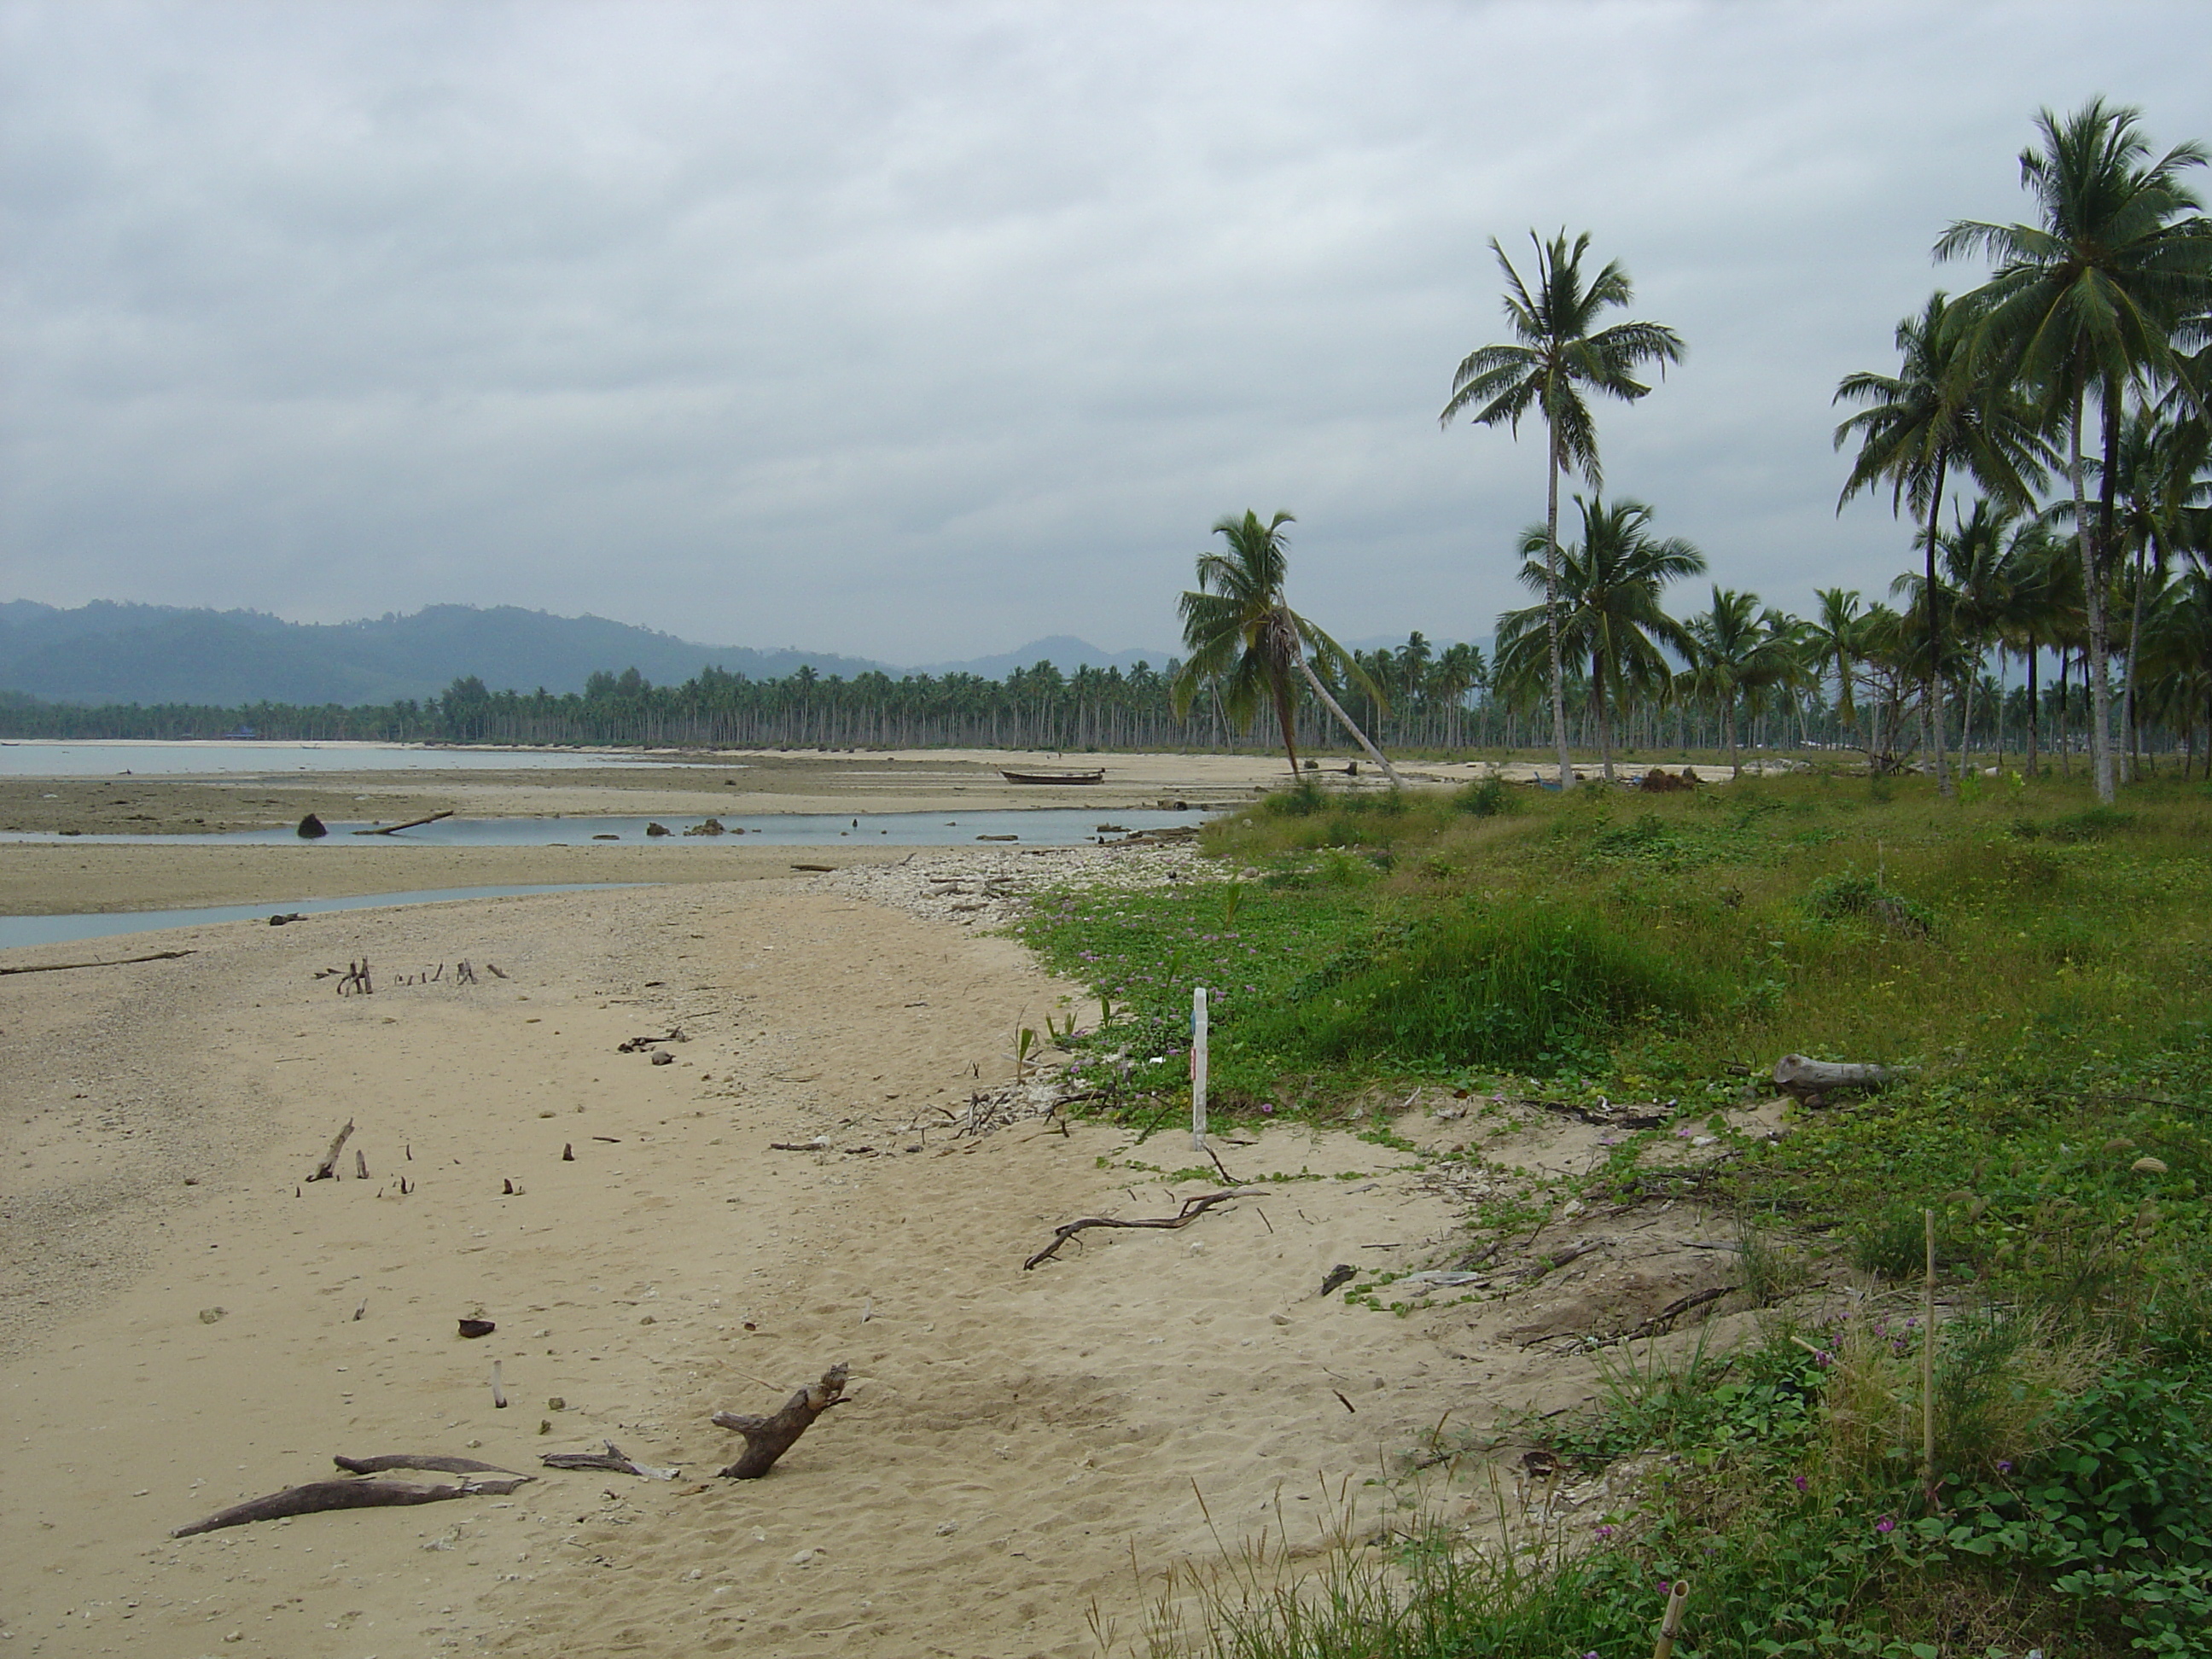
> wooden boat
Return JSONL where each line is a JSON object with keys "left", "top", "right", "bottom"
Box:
{"left": 998, "top": 767, "right": 1105, "bottom": 785}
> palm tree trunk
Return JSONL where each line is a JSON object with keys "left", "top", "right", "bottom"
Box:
{"left": 1959, "top": 666, "right": 1975, "bottom": 777}
{"left": 1295, "top": 659, "right": 1402, "bottom": 788}
{"left": 2123, "top": 542, "right": 2148, "bottom": 784}
{"left": 2074, "top": 381, "right": 2116, "bottom": 803}
{"left": 1924, "top": 454, "right": 1951, "bottom": 797}
{"left": 1592, "top": 647, "right": 1614, "bottom": 781}
{"left": 1544, "top": 416, "right": 1575, "bottom": 789}
{"left": 2025, "top": 648, "right": 2040, "bottom": 777}
{"left": 1270, "top": 671, "right": 1301, "bottom": 777}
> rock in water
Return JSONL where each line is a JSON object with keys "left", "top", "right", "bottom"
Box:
{"left": 297, "top": 812, "right": 329, "bottom": 838}
{"left": 645, "top": 821, "right": 672, "bottom": 836}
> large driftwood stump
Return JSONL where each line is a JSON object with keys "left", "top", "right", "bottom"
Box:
{"left": 1773, "top": 1054, "right": 1891, "bottom": 1107}
{"left": 712, "top": 1362, "right": 848, "bottom": 1479}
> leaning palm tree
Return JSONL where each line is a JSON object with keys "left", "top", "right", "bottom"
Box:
{"left": 1441, "top": 231, "right": 1685, "bottom": 790}
{"left": 1936, "top": 97, "right": 2212, "bottom": 802}
{"left": 1170, "top": 510, "right": 1400, "bottom": 784}
{"left": 1835, "top": 292, "right": 2049, "bottom": 795}
{"left": 1492, "top": 497, "right": 1705, "bottom": 781}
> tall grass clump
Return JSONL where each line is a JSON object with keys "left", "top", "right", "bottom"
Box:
{"left": 1231, "top": 899, "right": 1715, "bottom": 1069}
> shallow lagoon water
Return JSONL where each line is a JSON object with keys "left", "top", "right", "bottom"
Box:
{"left": 0, "top": 806, "right": 1211, "bottom": 848}
{"left": 0, "top": 884, "right": 641, "bottom": 952}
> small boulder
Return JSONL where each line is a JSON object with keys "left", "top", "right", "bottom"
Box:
{"left": 296, "top": 812, "right": 328, "bottom": 838}
{"left": 645, "top": 821, "right": 672, "bottom": 837}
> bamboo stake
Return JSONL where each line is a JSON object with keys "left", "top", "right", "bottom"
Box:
{"left": 1652, "top": 1578, "right": 1690, "bottom": 1659}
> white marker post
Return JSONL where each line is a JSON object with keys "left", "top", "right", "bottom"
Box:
{"left": 1191, "top": 985, "right": 1209, "bottom": 1150}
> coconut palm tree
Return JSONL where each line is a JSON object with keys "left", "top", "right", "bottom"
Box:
{"left": 1988, "top": 515, "right": 2078, "bottom": 775}
{"left": 1835, "top": 292, "right": 2050, "bottom": 795}
{"left": 1680, "top": 586, "right": 1802, "bottom": 778}
{"left": 1491, "top": 497, "right": 1705, "bottom": 781}
{"left": 1170, "top": 510, "right": 1400, "bottom": 784}
{"left": 2136, "top": 565, "right": 2212, "bottom": 774}
{"left": 1936, "top": 97, "right": 2212, "bottom": 802}
{"left": 1807, "top": 589, "right": 1871, "bottom": 761}
{"left": 2095, "top": 405, "right": 2212, "bottom": 775}
{"left": 1441, "top": 231, "right": 1685, "bottom": 790}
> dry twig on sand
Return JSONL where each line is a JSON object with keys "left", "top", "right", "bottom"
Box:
{"left": 711, "top": 1363, "right": 849, "bottom": 1479}
{"left": 1023, "top": 1189, "right": 1254, "bottom": 1270}
{"left": 540, "top": 1441, "right": 680, "bottom": 1480}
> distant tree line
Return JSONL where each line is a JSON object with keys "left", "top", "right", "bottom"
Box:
{"left": 2, "top": 617, "right": 2205, "bottom": 776}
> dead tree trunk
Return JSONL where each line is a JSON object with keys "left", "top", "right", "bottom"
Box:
{"left": 1772, "top": 1054, "right": 1891, "bottom": 1107}
{"left": 712, "top": 1362, "right": 849, "bottom": 1478}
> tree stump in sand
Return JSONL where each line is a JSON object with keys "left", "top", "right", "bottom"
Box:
{"left": 711, "top": 1363, "right": 848, "bottom": 1478}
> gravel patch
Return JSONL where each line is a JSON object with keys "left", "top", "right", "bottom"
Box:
{"left": 810, "top": 838, "right": 1214, "bottom": 928}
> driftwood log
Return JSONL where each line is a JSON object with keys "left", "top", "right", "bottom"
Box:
{"left": 307, "top": 1119, "right": 357, "bottom": 1181}
{"left": 333, "top": 1453, "right": 522, "bottom": 1476}
{"left": 712, "top": 1363, "right": 849, "bottom": 1479}
{"left": 540, "top": 1441, "right": 679, "bottom": 1479}
{"left": 0, "top": 948, "right": 195, "bottom": 977}
{"left": 353, "top": 809, "right": 455, "bottom": 836}
{"left": 172, "top": 1474, "right": 529, "bottom": 1536}
{"left": 1773, "top": 1054, "right": 1892, "bottom": 1107}
{"left": 1023, "top": 1189, "right": 1254, "bottom": 1269}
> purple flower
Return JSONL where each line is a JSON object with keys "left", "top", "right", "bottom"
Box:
{"left": 1875, "top": 1516, "right": 1895, "bottom": 1534}
{"left": 1793, "top": 1475, "right": 1807, "bottom": 1492}
{"left": 1996, "top": 1460, "right": 2012, "bottom": 1474}
{"left": 1593, "top": 1524, "right": 1615, "bottom": 1540}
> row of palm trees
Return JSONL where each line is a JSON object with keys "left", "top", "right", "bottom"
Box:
{"left": 1173, "top": 98, "right": 2210, "bottom": 794}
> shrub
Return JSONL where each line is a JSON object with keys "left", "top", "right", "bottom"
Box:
{"left": 1231, "top": 899, "right": 1714, "bottom": 1068}
{"left": 1805, "top": 870, "right": 1934, "bottom": 935}
{"left": 1452, "top": 776, "right": 1516, "bottom": 818}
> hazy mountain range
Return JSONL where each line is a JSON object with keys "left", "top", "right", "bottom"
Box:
{"left": 0, "top": 602, "right": 1176, "bottom": 706}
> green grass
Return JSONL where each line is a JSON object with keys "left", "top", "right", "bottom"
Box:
{"left": 1018, "top": 769, "right": 2212, "bottom": 1656}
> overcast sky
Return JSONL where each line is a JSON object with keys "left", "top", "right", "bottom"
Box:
{"left": 3, "top": 1, "right": 2207, "bottom": 664}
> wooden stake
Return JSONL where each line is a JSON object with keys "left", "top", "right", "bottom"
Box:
{"left": 1191, "top": 986, "right": 1208, "bottom": 1150}
{"left": 354, "top": 1149, "right": 369, "bottom": 1180}
{"left": 1923, "top": 1208, "right": 1938, "bottom": 1503}
{"left": 492, "top": 1360, "right": 508, "bottom": 1410}
{"left": 1652, "top": 1579, "right": 1690, "bottom": 1659}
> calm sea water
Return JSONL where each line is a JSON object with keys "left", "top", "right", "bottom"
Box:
{"left": 0, "top": 806, "right": 1211, "bottom": 847}
{"left": 0, "top": 740, "right": 709, "bottom": 777}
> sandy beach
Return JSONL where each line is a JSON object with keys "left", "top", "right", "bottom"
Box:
{"left": 1, "top": 755, "right": 1768, "bottom": 1657}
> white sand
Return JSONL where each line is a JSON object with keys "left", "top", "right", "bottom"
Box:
{"left": 1, "top": 852, "right": 1766, "bottom": 1657}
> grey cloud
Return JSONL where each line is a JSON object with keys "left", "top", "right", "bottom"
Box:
{"left": 3, "top": 0, "right": 2207, "bottom": 662}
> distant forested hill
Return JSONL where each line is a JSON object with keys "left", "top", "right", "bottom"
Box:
{"left": 0, "top": 602, "right": 888, "bottom": 705}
